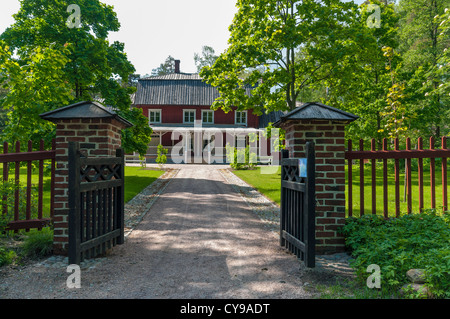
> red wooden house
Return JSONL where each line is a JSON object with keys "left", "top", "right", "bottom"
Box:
{"left": 132, "top": 60, "right": 281, "bottom": 164}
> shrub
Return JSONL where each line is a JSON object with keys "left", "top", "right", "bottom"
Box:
{"left": 340, "top": 210, "right": 450, "bottom": 298}
{"left": 21, "top": 227, "right": 53, "bottom": 258}
{"left": 225, "top": 144, "right": 257, "bottom": 170}
{"left": 0, "top": 179, "right": 39, "bottom": 230}
{"left": 0, "top": 247, "right": 17, "bottom": 266}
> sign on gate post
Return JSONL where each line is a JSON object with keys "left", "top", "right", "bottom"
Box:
{"left": 273, "top": 102, "right": 358, "bottom": 254}
{"left": 299, "top": 158, "right": 307, "bottom": 178}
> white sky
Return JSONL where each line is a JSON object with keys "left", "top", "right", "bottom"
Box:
{"left": 0, "top": 0, "right": 366, "bottom": 76}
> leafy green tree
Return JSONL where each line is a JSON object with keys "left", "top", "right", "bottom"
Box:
{"left": 0, "top": 79, "right": 10, "bottom": 133}
{"left": 379, "top": 46, "right": 408, "bottom": 139}
{"left": 128, "top": 74, "right": 142, "bottom": 88}
{"left": 438, "top": 8, "right": 450, "bottom": 89}
{"left": 200, "top": 0, "right": 359, "bottom": 114}
{"left": 194, "top": 46, "right": 218, "bottom": 73}
{"left": 0, "top": 42, "right": 72, "bottom": 147}
{"left": 1, "top": 0, "right": 133, "bottom": 103}
{"left": 324, "top": 0, "right": 401, "bottom": 145}
{"left": 397, "top": 0, "right": 450, "bottom": 140}
{"left": 0, "top": 0, "right": 152, "bottom": 154}
{"left": 151, "top": 56, "right": 176, "bottom": 76}
{"left": 431, "top": 8, "right": 450, "bottom": 133}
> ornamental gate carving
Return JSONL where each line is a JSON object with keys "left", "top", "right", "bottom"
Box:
{"left": 68, "top": 142, "right": 125, "bottom": 265}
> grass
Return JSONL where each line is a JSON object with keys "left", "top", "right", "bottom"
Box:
{"left": 347, "top": 163, "right": 446, "bottom": 217}
{"left": 0, "top": 165, "right": 165, "bottom": 219}
{"left": 312, "top": 279, "right": 400, "bottom": 299}
{"left": 123, "top": 166, "right": 165, "bottom": 203}
{"left": 230, "top": 163, "right": 447, "bottom": 217}
{"left": 233, "top": 165, "right": 449, "bottom": 299}
{"left": 0, "top": 166, "right": 164, "bottom": 267}
{"left": 231, "top": 166, "right": 282, "bottom": 205}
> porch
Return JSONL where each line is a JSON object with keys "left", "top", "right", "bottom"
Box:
{"left": 126, "top": 123, "right": 274, "bottom": 165}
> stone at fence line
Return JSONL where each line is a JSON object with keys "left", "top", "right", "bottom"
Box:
{"left": 406, "top": 269, "right": 426, "bottom": 284}
{"left": 400, "top": 268, "right": 433, "bottom": 298}
{"left": 400, "top": 283, "right": 432, "bottom": 298}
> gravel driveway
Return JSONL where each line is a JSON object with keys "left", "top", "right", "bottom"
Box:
{"left": 0, "top": 165, "right": 352, "bottom": 299}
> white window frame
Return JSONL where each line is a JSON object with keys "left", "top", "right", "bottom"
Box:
{"left": 183, "top": 109, "right": 196, "bottom": 124}
{"left": 148, "top": 109, "right": 162, "bottom": 124}
{"left": 235, "top": 110, "right": 247, "bottom": 126}
{"left": 202, "top": 110, "right": 214, "bottom": 124}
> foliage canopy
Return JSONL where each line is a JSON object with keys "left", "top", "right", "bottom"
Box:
{"left": 0, "top": 0, "right": 151, "bottom": 154}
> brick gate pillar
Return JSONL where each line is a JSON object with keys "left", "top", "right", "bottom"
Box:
{"left": 274, "top": 102, "right": 358, "bottom": 255}
{"left": 40, "top": 101, "right": 133, "bottom": 255}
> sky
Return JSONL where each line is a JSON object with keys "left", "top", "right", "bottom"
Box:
{"left": 0, "top": 0, "right": 366, "bottom": 76}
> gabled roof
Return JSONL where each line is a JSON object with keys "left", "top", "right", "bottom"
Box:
{"left": 258, "top": 110, "right": 286, "bottom": 129}
{"left": 40, "top": 101, "right": 133, "bottom": 128}
{"left": 141, "top": 73, "right": 202, "bottom": 81}
{"left": 274, "top": 102, "right": 358, "bottom": 126}
{"left": 134, "top": 73, "right": 253, "bottom": 106}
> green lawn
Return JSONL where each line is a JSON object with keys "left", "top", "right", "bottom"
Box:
{"left": 123, "top": 167, "right": 165, "bottom": 203}
{"left": 231, "top": 164, "right": 447, "bottom": 218}
{"left": 231, "top": 166, "right": 282, "bottom": 205}
{"left": 0, "top": 165, "right": 165, "bottom": 219}
{"left": 347, "top": 164, "right": 446, "bottom": 217}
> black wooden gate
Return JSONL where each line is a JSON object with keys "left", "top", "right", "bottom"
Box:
{"left": 280, "top": 142, "right": 316, "bottom": 268}
{"left": 68, "top": 142, "right": 125, "bottom": 265}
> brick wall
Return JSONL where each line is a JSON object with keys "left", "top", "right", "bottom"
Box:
{"left": 282, "top": 119, "right": 348, "bottom": 254}
{"left": 52, "top": 118, "right": 125, "bottom": 254}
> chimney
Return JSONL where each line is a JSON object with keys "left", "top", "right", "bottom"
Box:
{"left": 175, "top": 60, "right": 180, "bottom": 73}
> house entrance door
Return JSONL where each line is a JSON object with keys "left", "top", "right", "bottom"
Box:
{"left": 182, "top": 132, "right": 217, "bottom": 164}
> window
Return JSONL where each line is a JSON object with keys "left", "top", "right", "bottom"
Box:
{"left": 183, "top": 110, "right": 196, "bottom": 123}
{"left": 149, "top": 109, "right": 161, "bottom": 124}
{"left": 235, "top": 111, "right": 247, "bottom": 125}
{"left": 202, "top": 110, "right": 214, "bottom": 124}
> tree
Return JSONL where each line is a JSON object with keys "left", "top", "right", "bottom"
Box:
{"left": 194, "top": 46, "right": 218, "bottom": 72}
{"left": 0, "top": 77, "right": 9, "bottom": 133}
{"left": 151, "top": 56, "right": 176, "bottom": 76}
{"left": 323, "top": 0, "right": 401, "bottom": 145}
{"left": 128, "top": 74, "right": 141, "bottom": 88}
{"left": 0, "top": 0, "right": 151, "bottom": 155}
{"left": 155, "top": 144, "right": 168, "bottom": 169}
{"left": 429, "top": 7, "right": 450, "bottom": 138}
{"left": 200, "top": 0, "right": 358, "bottom": 114}
{"left": 379, "top": 46, "right": 408, "bottom": 139}
{"left": 397, "top": 0, "right": 450, "bottom": 140}
{"left": 435, "top": 8, "right": 450, "bottom": 97}
{"left": 0, "top": 42, "right": 72, "bottom": 147}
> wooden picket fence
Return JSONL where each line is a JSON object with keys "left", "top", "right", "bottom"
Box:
{"left": 0, "top": 140, "right": 55, "bottom": 231}
{"left": 345, "top": 136, "right": 449, "bottom": 218}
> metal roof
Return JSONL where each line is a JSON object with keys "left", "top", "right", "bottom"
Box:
{"left": 258, "top": 110, "right": 286, "bottom": 129}
{"left": 141, "top": 73, "right": 202, "bottom": 80}
{"left": 134, "top": 73, "right": 253, "bottom": 106}
{"left": 274, "top": 102, "right": 358, "bottom": 126}
{"left": 40, "top": 101, "right": 134, "bottom": 128}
